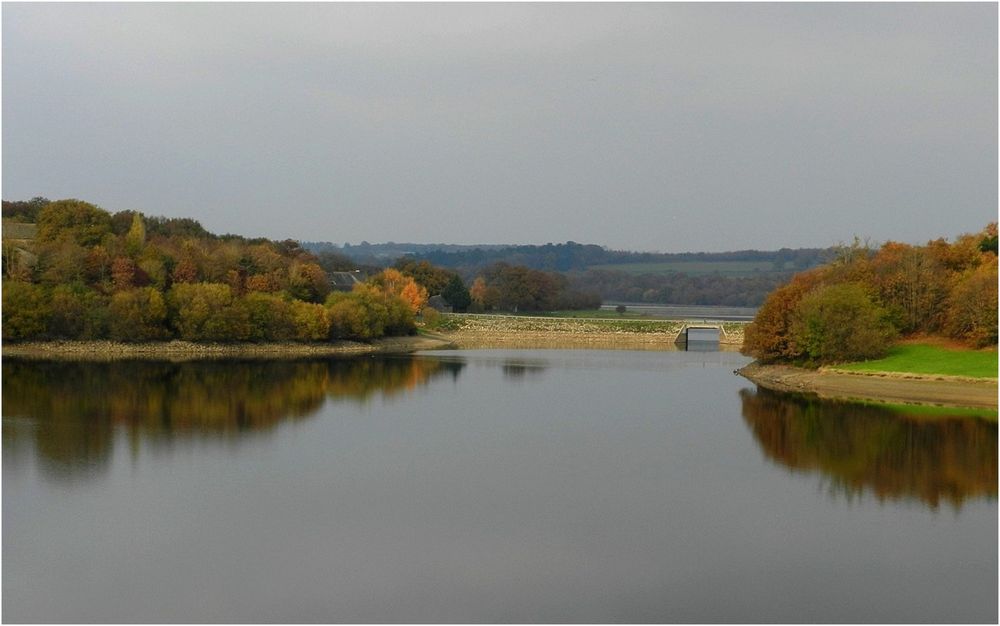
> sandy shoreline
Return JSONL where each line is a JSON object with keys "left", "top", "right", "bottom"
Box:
{"left": 739, "top": 362, "right": 998, "bottom": 409}
{"left": 1, "top": 335, "right": 456, "bottom": 361}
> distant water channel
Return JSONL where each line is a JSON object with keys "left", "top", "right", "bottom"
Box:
{"left": 601, "top": 303, "right": 759, "bottom": 321}
{"left": 3, "top": 351, "right": 996, "bottom": 622}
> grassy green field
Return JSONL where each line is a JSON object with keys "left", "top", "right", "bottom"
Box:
{"left": 588, "top": 260, "right": 789, "bottom": 277}
{"left": 837, "top": 344, "right": 998, "bottom": 379}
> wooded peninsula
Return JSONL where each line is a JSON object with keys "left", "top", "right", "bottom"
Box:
{"left": 2, "top": 198, "right": 597, "bottom": 346}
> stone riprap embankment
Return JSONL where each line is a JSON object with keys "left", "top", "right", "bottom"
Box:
{"left": 433, "top": 314, "right": 746, "bottom": 350}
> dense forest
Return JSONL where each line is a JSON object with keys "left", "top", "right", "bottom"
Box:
{"left": 1, "top": 198, "right": 436, "bottom": 342}
{"left": 1, "top": 198, "right": 603, "bottom": 342}
{"left": 742, "top": 225, "right": 998, "bottom": 364}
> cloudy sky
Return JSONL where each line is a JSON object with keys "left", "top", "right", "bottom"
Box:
{"left": 3, "top": 3, "right": 996, "bottom": 252}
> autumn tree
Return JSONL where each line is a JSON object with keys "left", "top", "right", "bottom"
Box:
{"left": 395, "top": 259, "right": 455, "bottom": 295}
{"left": 84, "top": 245, "right": 113, "bottom": 286}
{"left": 472, "top": 263, "right": 596, "bottom": 312}
{"left": 944, "top": 260, "right": 998, "bottom": 347}
{"left": 246, "top": 271, "right": 284, "bottom": 293}
{"left": 48, "top": 284, "right": 108, "bottom": 339}
{"left": 368, "top": 268, "right": 427, "bottom": 314}
{"left": 2, "top": 196, "right": 49, "bottom": 222}
{"left": 36, "top": 199, "right": 113, "bottom": 247}
{"left": 111, "top": 256, "right": 140, "bottom": 291}
{"left": 124, "top": 212, "right": 146, "bottom": 257}
{"left": 326, "top": 284, "right": 416, "bottom": 340}
{"left": 289, "top": 300, "right": 331, "bottom": 341}
{"left": 171, "top": 257, "right": 200, "bottom": 284}
{"left": 36, "top": 236, "right": 88, "bottom": 286}
{"left": 867, "top": 242, "right": 948, "bottom": 333}
{"left": 790, "top": 282, "right": 897, "bottom": 364}
{"left": 742, "top": 268, "right": 828, "bottom": 362}
{"left": 469, "top": 277, "right": 492, "bottom": 311}
{"left": 2, "top": 281, "right": 50, "bottom": 340}
{"left": 242, "top": 292, "right": 296, "bottom": 341}
{"left": 108, "top": 287, "right": 168, "bottom": 341}
{"left": 168, "top": 283, "right": 250, "bottom": 342}
{"left": 287, "top": 261, "right": 330, "bottom": 303}
{"left": 327, "top": 293, "right": 375, "bottom": 340}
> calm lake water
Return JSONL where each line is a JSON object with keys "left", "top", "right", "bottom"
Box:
{"left": 3, "top": 350, "right": 997, "bottom": 623}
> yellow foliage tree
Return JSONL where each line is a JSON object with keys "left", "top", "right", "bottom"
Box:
{"left": 369, "top": 268, "right": 427, "bottom": 314}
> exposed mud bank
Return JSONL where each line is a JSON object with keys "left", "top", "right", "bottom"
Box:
{"left": 739, "top": 362, "right": 998, "bottom": 409}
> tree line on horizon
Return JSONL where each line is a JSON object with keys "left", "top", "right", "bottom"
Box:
{"left": 742, "top": 225, "right": 998, "bottom": 364}
{"left": 304, "top": 239, "right": 831, "bottom": 272}
{"left": 303, "top": 239, "right": 833, "bottom": 307}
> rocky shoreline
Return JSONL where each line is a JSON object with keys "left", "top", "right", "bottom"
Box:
{"left": 1, "top": 335, "right": 456, "bottom": 361}
{"left": 738, "top": 361, "right": 998, "bottom": 410}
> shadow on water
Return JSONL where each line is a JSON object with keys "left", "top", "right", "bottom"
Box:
{"left": 739, "top": 387, "right": 998, "bottom": 511}
{"left": 684, "top": 340, "right": 720, "bottom": 352}
{"left": 2, "top": 356, "right": 464, "bottom": 482}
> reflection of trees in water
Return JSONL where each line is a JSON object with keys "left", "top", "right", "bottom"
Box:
{"left": 501, "top": 359, "right": 547, "bottom": 380}
{"left": 326, "top": 357, "right": 463, "bottom": 400}
{"left": 2, "top": 357, "right": 464, "bottom": 481}
{"left": 740, "top": 388, "right": 998, "bottom": 510}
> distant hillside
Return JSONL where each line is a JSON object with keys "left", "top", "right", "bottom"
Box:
{"left": 304, "top": 240, "right": 834, "bottom": 276}
{"left": 302, "top": 241, "right": 511, "bottom": 265}
{"left": 300, "top": 241, "right": 835, "bottom": 306}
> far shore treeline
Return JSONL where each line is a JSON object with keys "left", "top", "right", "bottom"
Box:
{"left": 1, "top": 198, "right": 599, "bottom": 343}
{"left": 742, "top": 224, "right": 998, "bottom": 365}
{"left": 306, "top": 240, "right": 833, "bottom": 307}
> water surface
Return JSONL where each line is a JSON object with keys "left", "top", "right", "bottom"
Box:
{"left": 3, "top": 350, "right": 996, "bottom": 622}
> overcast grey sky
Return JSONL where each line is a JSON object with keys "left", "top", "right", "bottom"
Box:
{"left": 2, "top": 3, "right": 996, "bottom": 252}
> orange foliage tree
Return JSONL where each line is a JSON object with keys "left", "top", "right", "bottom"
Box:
{"left": 368, "top": 268, "right": 428, "bottom": 314}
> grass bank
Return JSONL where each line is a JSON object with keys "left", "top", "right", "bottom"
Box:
{"left": 739, "top": 362, "right": 998, "bottom": 410}
{"left": 833, "top": 343, "right": 998, "bottom": 379}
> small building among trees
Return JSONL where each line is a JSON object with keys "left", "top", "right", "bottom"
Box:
{"left": 425, "top": 294, "right": 453, "bottom": 313}
{"left": 329, "top": 270, "right": 365, "bottom": 291}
